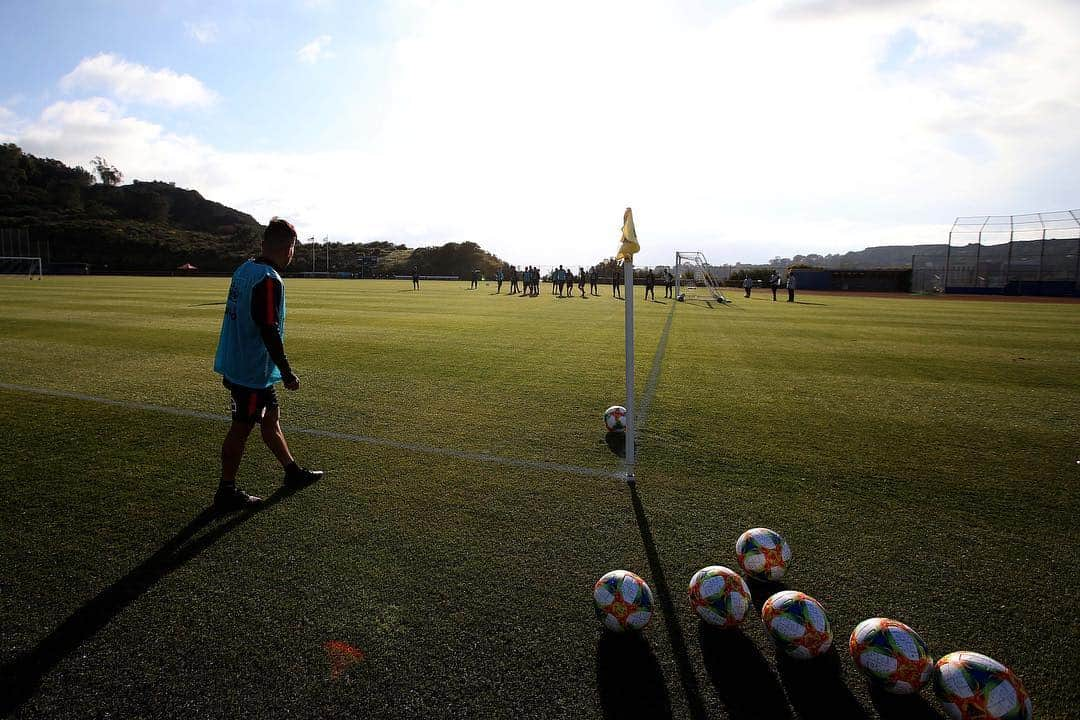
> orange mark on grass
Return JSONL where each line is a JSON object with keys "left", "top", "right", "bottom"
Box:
{"left": 325, "top": 640, "right": 366, "bottom": 680}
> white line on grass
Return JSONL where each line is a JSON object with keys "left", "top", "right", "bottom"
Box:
{"left": 0, "top": 383, "right": 624, "bottom": 480}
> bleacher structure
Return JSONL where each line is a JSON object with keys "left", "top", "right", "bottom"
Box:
{"left": 674, "top": 251, "right": 729, "bottom": 304}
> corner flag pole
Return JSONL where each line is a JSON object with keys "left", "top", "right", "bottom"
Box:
{"left": 617, "top": 208, "right": 640, "bottom": 482}
{"left": 624, "top": 254, "right": 635, "bottom": 473}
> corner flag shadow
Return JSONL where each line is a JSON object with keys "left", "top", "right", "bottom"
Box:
{"left": 775, "top": 648, "right": 870, "bottom": 720}
{"left": 0, "top": 486, "right": 298, "bottom": 715}
{"left": 596, "top": 631, "right": 672, "bottom": 720}
{"left": 628, "top": 484, "right": 707, "bottom": 720}
{"left": 699, "top": 625, "right": 792, "bottom": 720}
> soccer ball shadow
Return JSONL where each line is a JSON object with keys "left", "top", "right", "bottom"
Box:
{"left": 698, "top": 624, "right": 793, "bottom": 720}
{"left": 604, "top": 431, "right": 626, "bottom": 458}
{"left": 595, "top": 630, "right": 672, "bottom": 720}
{"left": 746, "top": 577, "right": 788, "bottom": 614}
{"left": 775, "top": 647, "right": 869, "bottom": 720}
{"left": 868, "top": 684, "right": 948, "bottom": 720}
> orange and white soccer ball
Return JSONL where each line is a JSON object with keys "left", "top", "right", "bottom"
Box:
{"left": 604, "top": 405, "right": 627, "bottom": 432}
{"left": 688, "top": 566, "right": 752, "bottom": 628}
{"left": 593, "top": 570, "right": 653, "bottom": 632}
{"left": 761, "top": 590, "right": 832, "bottom": 659}
{"left": 849, "top": 618, "right": 933, "bottom": 694}
{"left": 735, "top": 527, "right": 791, "bottom": 581}
{"left": 933, "top": 652, "right": 1032, "bottom": 720}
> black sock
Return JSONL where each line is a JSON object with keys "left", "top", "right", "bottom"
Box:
{"left": 219, "top": 478, "right": 235, "bottom": 490}
{"left": 285, "top": 461, "right": 299, "bottom": 474}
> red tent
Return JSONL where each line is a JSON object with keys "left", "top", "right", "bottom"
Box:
{"left": 177, "top": 263, "right": 197, "bottom": 271}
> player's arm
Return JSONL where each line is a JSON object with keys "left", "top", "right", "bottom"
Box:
{"left": 251, "top": 277, "right": 299, "bottom": 388}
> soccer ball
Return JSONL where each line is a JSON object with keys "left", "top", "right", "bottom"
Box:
{"left": 849, "top": 618, "right": 933, "bottom": 694}
{"left": 688, "top": 566, "right": 752, "bottom": 628}
{"left": 933, "top": 652, "right": 1032, "bottom": 720}
{"left": 604, "top": 405, "right": 627, "bottom": 432}
{"left": 593, "top": 570, "right": 654, "bottom": 632}
{"left": 761, "top": 590, "right": 832, "bottom": 659}
{"left": 735, "top": 528, "right": 791, "bottom": 581}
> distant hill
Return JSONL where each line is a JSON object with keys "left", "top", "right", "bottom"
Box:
{"left": 0, "top": 144, "right": 506, "bottom": 276}
{"left": 786, "top": 244, "right": 947, "bottom": 270}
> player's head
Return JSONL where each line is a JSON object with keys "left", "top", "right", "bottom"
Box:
{"left": 263, "top": 218, "right": 297, "bottom": 267}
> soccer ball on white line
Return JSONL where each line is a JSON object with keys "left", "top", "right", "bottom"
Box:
{"left": 604, "top": 405, "right": 627, "bottom": 432}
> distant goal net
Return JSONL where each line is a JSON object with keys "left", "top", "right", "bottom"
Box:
{"left": 674, "top": 251, "right": 730, "bottom": 304}
{"left": 944, "top": 210, "right": 1079, "bottom": 296}
{"left": 0, "top": 257, "right": 43, "bottom": 279}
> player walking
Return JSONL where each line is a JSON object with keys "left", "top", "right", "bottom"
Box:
{"left": 213, "top": 218, "right": 323, "bottom": 510}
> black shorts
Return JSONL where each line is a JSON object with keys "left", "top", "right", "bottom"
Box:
{"left": 223, "top": 378, "right": 278, "bottom": 424}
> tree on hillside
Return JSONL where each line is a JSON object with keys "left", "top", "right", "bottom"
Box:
{"left": 92, "top": 156, "right": 123, "bottom": 186}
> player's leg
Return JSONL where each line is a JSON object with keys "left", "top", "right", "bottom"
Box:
{"left": 259, "top": 402, "right": 324, "bottom": 488}
{"left": 217, "top": 384, "right": 263, "bottom": 509}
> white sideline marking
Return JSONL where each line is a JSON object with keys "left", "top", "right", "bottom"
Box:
{"left": 0, "top": 383, "right": 624, "bottom": 480}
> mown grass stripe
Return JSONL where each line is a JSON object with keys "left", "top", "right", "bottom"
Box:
{"left": 0, "top": 382, "right": 624, "bottom": 480}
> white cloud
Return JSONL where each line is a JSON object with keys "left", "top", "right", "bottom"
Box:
{"left": 297, "top": 35, "right": 333, "bottom": 64}
{"left": 185, "top": 21, "right": 219, "bottom": 44}
{"left": 12, "top": 1, "right": 1080, "bottom": 266}
{"left": 60, "top": 53, "right": 216, "bottom": 109}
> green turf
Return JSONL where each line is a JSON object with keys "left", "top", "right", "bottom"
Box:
{"left": 1, "top": 276, "right": 1077, "bottom": 719}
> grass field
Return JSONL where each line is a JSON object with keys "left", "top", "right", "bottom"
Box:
{"left": 1, "top": 276, "right": 1078, "bottom": 719}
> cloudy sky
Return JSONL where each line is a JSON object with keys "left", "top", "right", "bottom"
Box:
{"left": 1, "top": 0, "right": 1078, "bottom": 266}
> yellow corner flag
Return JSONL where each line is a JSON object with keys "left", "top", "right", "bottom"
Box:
{"left": 616, "top": 207, "right": 639, "bottom": 260}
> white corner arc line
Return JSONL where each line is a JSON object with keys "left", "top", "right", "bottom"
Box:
{"left": 0, "top": 383, "right": 623, "bottom": 480}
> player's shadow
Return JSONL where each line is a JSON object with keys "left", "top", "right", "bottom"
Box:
{"left": 0, "top": 486, "right": 298, "bottom": 715}
{"left": 628, "top": 484, "right": 708, "bottom": 720}
{"left": 775, "top": 648, "right": 870, "bottom": 720}
{"left": 596, "top": 631, "right": 672, "bottom": 720}
{"left": 793, "top": 301, "right": 827, "bottom": 306}
{"left": 604, "top": 431, "right": 625, "bottom": 458}
{"left": 187, "top": 301, "right": 226, "bottom": 306}
{"left": 869, "top": 685, "right": 947, "bottom": 719}
{"left": 699, "top": 625, "right": 793, "bottom": 719}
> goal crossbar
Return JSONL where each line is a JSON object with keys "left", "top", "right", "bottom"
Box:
{"left": 0, "top": 256, "right": 43, "bottom": 279}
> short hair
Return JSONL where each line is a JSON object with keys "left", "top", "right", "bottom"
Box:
{"left": 264, "top": 217, "right": 297, "bottom": 248}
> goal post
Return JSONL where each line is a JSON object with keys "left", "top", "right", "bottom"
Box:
{"left": 674, "top": 251, "right": 729, "bottom": 303}
{"left": 0, "top": 257, "right": 44, "bottom": 279}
